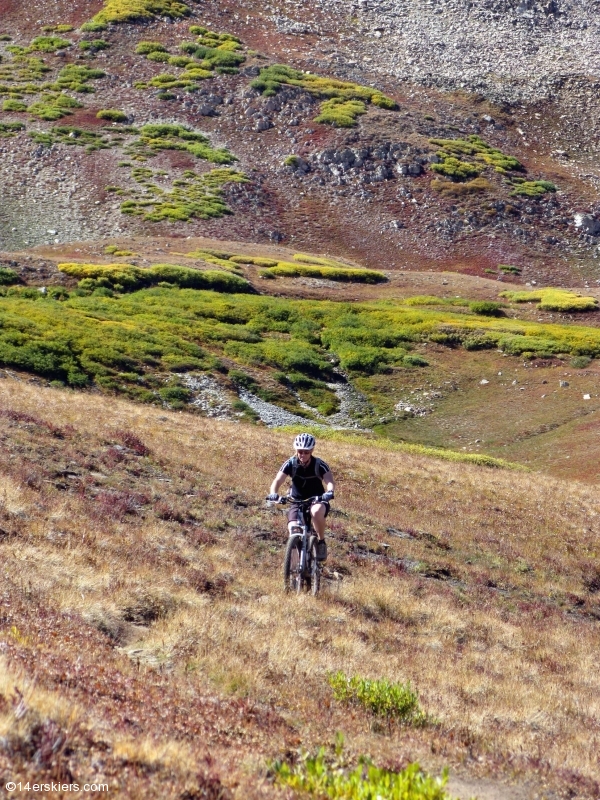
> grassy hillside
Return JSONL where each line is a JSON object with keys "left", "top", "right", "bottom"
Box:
{"left": 0, "top": 378, "right": 599, "bottom": 798}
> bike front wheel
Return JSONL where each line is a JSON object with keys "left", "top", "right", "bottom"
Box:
{"left": 309, "top": 535, "right": 320, "bottom": 597}
{"left": 283, "top": 535, "right": 302, "bottom": 593}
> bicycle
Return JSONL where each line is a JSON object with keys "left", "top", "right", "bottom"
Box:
{"left": 267, "top": 495, "right": 322, "bottom": 596}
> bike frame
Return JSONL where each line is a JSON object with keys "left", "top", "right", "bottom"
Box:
{"left": 271, "top": 495, "right": 321, "bottom": 593}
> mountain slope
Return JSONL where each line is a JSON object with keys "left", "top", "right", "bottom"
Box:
{"left": 1, "top": 377, "right": 600, "bottom": 798}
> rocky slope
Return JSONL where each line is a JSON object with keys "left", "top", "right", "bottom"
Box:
{"left": 0, "top": 0, "right": 598, "bottom": 284}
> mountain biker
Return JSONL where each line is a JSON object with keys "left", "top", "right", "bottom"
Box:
{"left": 267, "top": 432, "right": 335, "bottom": 562}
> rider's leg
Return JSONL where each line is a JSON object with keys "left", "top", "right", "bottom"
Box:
{"left": 311, "top": 503, "right": 327, "bottom": 539}
{"left": 311, "top": 503, "right": 328, "bottom": 561}
{"left": 287, "top": 507, "right": 302, "bottom": 536}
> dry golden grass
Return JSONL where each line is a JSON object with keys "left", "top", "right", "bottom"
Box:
{"left": 0, "top": 376, "right": 599, "bottom": 797}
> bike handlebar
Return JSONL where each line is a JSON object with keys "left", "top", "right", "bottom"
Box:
{"left": 266, "top": 495, "right": 323, "bottom": 506}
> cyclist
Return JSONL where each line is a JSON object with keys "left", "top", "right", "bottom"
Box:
{"left": 268, "top": 432, "right": 335, "bottom": 562}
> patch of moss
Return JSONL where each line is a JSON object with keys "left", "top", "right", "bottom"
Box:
{"left": 430, "top": 156, "right": 481, "bottom": 181}
{"left": 30, "top": 125, "right": 109, "bottom": 149}
{"left": 135, "top": 40, "right": 168, "bottom": 55}
{"left": 125, "top": 123, "right": 236, "bottom": 164}
{"left": 498, "top": 264, "right": 521, "bottom": 275}
{"left": 42, "top": 24, "right": 75, "bottom": 33}
{"left": 104, "top": 246, "right": 137, "bottom": 256}
{"left": 118, "top": 167, "right": 247, "bottom": 222}
{"left": 59, "top": 262, "right": 252, "bottom": 293}
{"left": 261, "top": 263, "right": 387, "bottom": 283}
{"left": 50, "top": 63, "right": 105, "bottom": 92}
{"left": 27, "top": 93, "right": 83, "bottom": 120}
{"left": 500, "top": 288, "right": 597, "bottom": 313}
{"left": 431, "top": 176, "right": 491, "bottom": 195}
{"left": 2, "top": 98, "right": 27, "bottom": 111}
{"left": 79, "top": 39, "right": 110, "bottom": 52}
{"left": 430, "top": 135, "right": 524, "bottom": 182}
{"left": 27, "top": 36, "right": 72, "bottom": 53}
{"left": 97, "top": 108, "right": 128, "bottom": 122}
{"left": 314, "top": 97, "right": 366, "bottom": 127}
{"left": 251, "top": 63, "right": 396, "bottom": 126}
{"left": 87, "top": 0, "right": 191, "bottom": 28}
{"left": 509, "top": 178, "right": 556, "bottom": 197}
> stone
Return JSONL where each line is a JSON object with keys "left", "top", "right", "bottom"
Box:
{"left": 574, "top": 214, "right": 600, "bottom": 237}
{"left": 480, "top": 379, "right": 489, "bottom": 385}
{"left": 559, "top": 380, "right": 569, "bottom": 387}
{"left": 255, "top": 117, "right": 271, "bottom": 132}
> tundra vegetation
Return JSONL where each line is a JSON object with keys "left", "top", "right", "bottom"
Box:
{"left": 0, "top": 272, "right": 598, "bottom": 411}
{"left": 0, "top": 381, "right": 599, "bottom": 797}
{"left": 84, "top": 0, "right": 192, "bottom": 30}
{"left": 251, "top": 64, "right": 397, "bottom": 126}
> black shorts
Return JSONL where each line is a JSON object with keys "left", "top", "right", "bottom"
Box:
{"left": 287, "top": 500, "right": 330, "bottom": 525}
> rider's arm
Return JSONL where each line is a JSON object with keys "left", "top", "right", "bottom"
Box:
{"left": 269, "top": 470, "right": 287, "bottom": 496}
{"left": 322, "top": 470, "right": 335, "bottom": 494}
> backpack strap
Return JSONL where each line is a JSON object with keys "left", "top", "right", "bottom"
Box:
{"left": 290, "top": 456, "right": 322, "bottom": 480}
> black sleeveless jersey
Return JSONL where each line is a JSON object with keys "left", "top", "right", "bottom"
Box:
{"left": 280, "top": 456, "right": 330, "bottom": 500}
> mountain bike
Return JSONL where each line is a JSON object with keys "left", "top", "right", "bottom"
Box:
{"left": 267, "top": 495, "right": 322, "bottom": 596}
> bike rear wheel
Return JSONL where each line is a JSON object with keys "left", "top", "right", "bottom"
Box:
{"left": 283, "top": 535, "right": 302, "bottom": 593}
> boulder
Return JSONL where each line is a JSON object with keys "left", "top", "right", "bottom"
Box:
{"left": 574, "top": 214, "right": 600, "bottom": 237}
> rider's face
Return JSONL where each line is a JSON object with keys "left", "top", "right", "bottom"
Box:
{"left": 296, "top": 448, "right": 313, "bottom": 465}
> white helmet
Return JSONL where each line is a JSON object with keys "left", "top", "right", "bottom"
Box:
{"left": 294, "top": 432, "right": 316, "bottom": 450}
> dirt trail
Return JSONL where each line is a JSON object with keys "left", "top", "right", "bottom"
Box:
{"left": 448, "top": 776, "right": 533, "bottom": 800}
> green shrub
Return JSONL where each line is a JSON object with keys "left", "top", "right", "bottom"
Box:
{"left": 314, "top": 97, "right": 366, "bottom": 127}
{"left": 127, "top": 123, "right": 236, "bottom": 164}
{"left": 430, "top": 135, "right": 523, "bottom": 176}
{"left": 87, "top": 0, "right": 191, "bottom": 27}
{"left": 262, "top": 263, "right": 386, "bottom": 283}
{"left": 43, "top": 24, "right": 75, "bottom": 33}
{"left": 0, "top": 121, "right": 25, "bottom": 137}
{"left": 79, "top": 39, "right": 110, "bottom": 51}
{"left": 147, "top": 50, "right": 170, "bottom": 62}
{"left": 251, "top": 63, "right": 395, "bottom": 124}
{"left": 58, "top": 262, "right": 252, "bottom": 293}
{"left": 135, "top": 40, "right": 167, "bottom": 54}
{"left": 273, "top": 750, "right": 453, "bottom": 800}
{"left": 462, "top": 332, "right": 500, "bottom": 350}
{"left": 501, "top": 288, "right": 598, "bottom": 312}
{"left": 0, "top": 268, "right": 20, "bottom": 286}
{"left": 27, "top": 36, "right": 72, "bottom": 52}
{"left": 2, "top": 99, "right": 27, "bottom": 112}
{"left": 118, "top": 167, "right": 246, "bottom": 221}
{"left": 159, "top": 384, "right": 192, "bottom": 404}
{"left": 431, "top": 176, "right": 491, "bottom": 195}
{"left": 81, "top": 21, "right": 108, "bottom": 32}
{"left": 571, "top": 356, "right": 592, "bottom": 368}
{"left": 403, "top": 354, "right": 429, "bottom": 367}
{"left": 498, "top": 264, "right": 521, "bottom": 274}
{"left": 328, "top": 671, "right": 426, "bottom": 723}
{"left": 510, "top": 179, "right": 556, "bottom": 197}
{"left": 469, "top": 301, "right": 505, "bottom": 317}
{"left": 97, "top": 108, "right": 128, "bottom": 122}
{"left": 498, "top": 334, "right": 564, "bottom": 357}
{"left": 430, "top": 156, "right": 480, "bottom": 181}
{"left": 27, "top": 94, "right": 83, "bottom": 120}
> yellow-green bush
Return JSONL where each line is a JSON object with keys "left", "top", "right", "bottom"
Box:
{"left": 314, "top": 97, "right": 366, "bottom": 127}
{"left": 274, "top": 749, "right": 454, "bottom": 800}
{"left": 58, "top": 262, "right": 252, "bottom": 293}
{"left": 117, "top": 167, "right": 247, "bottom": 222}
{"left": 501, "top": 288, "right": 598, "bottom": 312}
{"left": 509, "top": 178, "right": 556, "bottom": 197}
{"left": 251, "top": 64, "right": 396, "bottom": 126}
{"left": 260, "top": 263, "right": 387, "bottom": 283}
{"left": 86, "top": 0, "right": 190, "bottom": 29}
